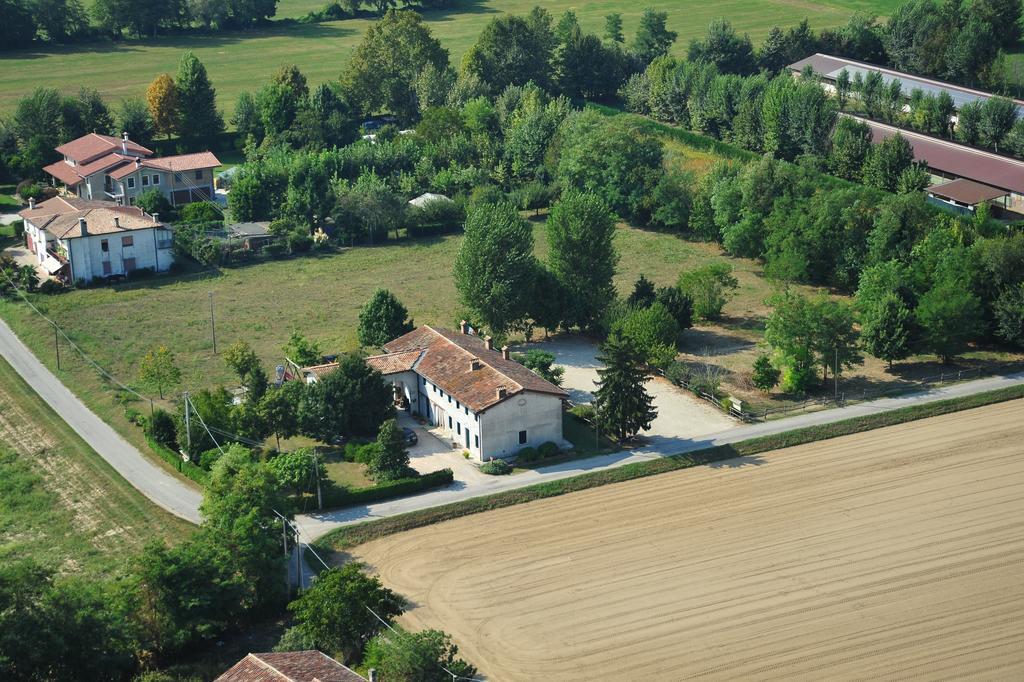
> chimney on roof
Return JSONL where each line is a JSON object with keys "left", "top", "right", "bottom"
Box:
{"left": 484, "top": 335, "right": 493, "bottom": 350}
{"left": 470, "top": 358, "right": 482, "bottom": 371}
{"left": 113, "top": 216, "right": 120, "bottom": 229}
{"left": 135, "top": 157, "right": 140, "bottom": 168}
{"left": 78, "top": 217, "right": 87, "bottom": 237}
{"left": 496, "top": 386, "right": 508, "bottom": 400}
{"left": 151, "top": 213, "right": 159, "bottom": 223}
{"left": 28, "top": 197, "right": 35, "bottom": 210}
{"left": 460, "top": 319, "right": 469, "bottom": 335}
{"left": 121, "top": 132, "right": 128, "bottom": 154}
{"left": 501, "top": 345, "right": 510, "bottom": 360}
{"left": 368, "top": 670, "right": 378, "bottom": 682}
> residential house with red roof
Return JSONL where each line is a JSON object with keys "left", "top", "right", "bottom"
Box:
{"left": 301, "top": 323, "right": 569, "bottom": 461}
{"left": 18, "top": 196, "right": 174, "bottom": 283}
{"left": 43, "top": 132, "right": 220, "bottom": 208}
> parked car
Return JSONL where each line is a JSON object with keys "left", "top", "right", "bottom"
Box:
{"left": 402, "top": 427, "right": 418, "bottom": 445}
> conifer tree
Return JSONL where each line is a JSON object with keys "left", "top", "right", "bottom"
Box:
{"left": 594, "top": 332, "right": 657, "bottom": 441}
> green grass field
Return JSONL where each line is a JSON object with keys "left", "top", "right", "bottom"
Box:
{"left": 0, "top": 0, "right": 902, "bottom": 116}
{"left": 0, "top": 356, "right": 194, "bottom": 579}
{"left": 0, "top": 222, "right": 788, "bottom": 397}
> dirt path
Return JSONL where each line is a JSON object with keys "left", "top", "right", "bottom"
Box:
{"left": 352, "top": 400, "right": 1024, "bottom": 680}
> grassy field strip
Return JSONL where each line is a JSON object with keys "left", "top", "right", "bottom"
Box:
{"left": 321, "top": 384, "right": 1024, "bottom": 550}
{"left": 0, "top": 356, "right": 193, "bottom": 578}
{"left": 350, "top": 399, "right": 1024, "bottom": 680}
{"left": 0, "top": 0, "right": 903, "bottom": 116}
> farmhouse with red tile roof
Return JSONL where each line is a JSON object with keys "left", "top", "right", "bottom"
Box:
{"left": 43, "top": 132, "right": 220, "bottom": 208}
{"left": 18, "top": 196, "right": 173, "bottom": 283}
{"left": 215, "top": 650, "right": 366, "bottom": 682}
{"left": 301, "top": 324, "right": 568, "bottom": 461}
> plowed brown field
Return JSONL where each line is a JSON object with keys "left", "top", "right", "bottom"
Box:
{"left": 352, "top": 400, "right": 1024, "bottom": 680}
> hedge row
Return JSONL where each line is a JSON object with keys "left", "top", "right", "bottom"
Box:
{"left": 146, "top": 436, "right": 210, "bottom": 486}
{"left": 320, "top": 468, "right": 454, "bottom": 509}
{"left": 323, "top": 383, "right": 1024, "bottom": 550}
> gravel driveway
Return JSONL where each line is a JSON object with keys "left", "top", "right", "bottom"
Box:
{"left": 518, "top": 336, "right": 736, "bottom": 440}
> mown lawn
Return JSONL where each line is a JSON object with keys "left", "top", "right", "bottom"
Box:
{"left": 0, "top": 357, "right": 194, "bottom": 579}
{"left": 0, "top": 0, "right": 903, "bottom": 116}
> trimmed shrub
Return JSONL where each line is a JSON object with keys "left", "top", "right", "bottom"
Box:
{"left": 516, "top": 446, "right": 539, "bottom": 463}
{"left": 199, "top": 447, "right": 224, "bottom": 471}
{"left": 145, "top": 435, "right": 209, "bottom": 485}
{"left": 319, "top": 468, "right": 454, "bottom": 508}
{"left": 480, "top": 459, "right": 512, "bottom": 475}
{"left": 538, "top": 441, "right": 559, "bottom": 458}
{"left": 343, "top": 441, "right": 378, "bottom": 464}
{"left": 146, "top": 408, "right": 177, "bottom": 448}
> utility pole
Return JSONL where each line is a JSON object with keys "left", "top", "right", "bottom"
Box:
{"left": 209, "top": 291, "right": 217, "bottom": 354}
{"left": 53, "top": 324, "right": 60, "bottom": 371}
{"left": 295, "top": 531, "right": 303, "bottom": 592}
{"left": 834, "top": 346, "right": 839, "bottom": 402}
{"left": 313, "top": 454, "right": 322, "bottom": 510}
{"left": 282, "top": 517, "right": 290, "bottom": 595}
{"left": 183, "top": 391, "right": 192, "bottom": 455}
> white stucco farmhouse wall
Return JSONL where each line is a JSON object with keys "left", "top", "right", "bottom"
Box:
{"left": 417, "top": 376, "right": 483, "bottom": 459}
{"left": 479, "top": 391, "right": 564, "bottom": 460}
{"left": 65, "top": 227, "right": 174, "bottom": 283}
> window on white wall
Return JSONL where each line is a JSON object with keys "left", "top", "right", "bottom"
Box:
{"left": 126, "top": 178, "right": 135, "bottom": 189}
{"left": 152, "top": 175, "right": 160, "bottom": 185}
{"left": 142, "top": 175, "right": 149, "bottom": 186}
{"left": 518, "top": 430, "right": 527, "bottom": 444}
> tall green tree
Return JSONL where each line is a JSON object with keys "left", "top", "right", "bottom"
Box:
{"left": 862, "top": 132, "right": 916, "bottom": 193}
{"left": 632, "top": 8, "right": 677, "bottom": 64}
{"left": 287, "top": 563, "right": 405, "bottom": 663}
{"left": 915, "top": 281, "right": 983, "bottom": 362}
{"left": 594, "top": 331, "right": 657, "bottom": 441}
{"left": 545, "top": 192, "right": 618, "bottom": 332}
{"left": 259, "top": 381, "right": 302, "bottom": 450}
{"left": 342, "top": 9, "right": 449, "bottom": 121}
{"left": 861, "top": 293, "right": 914, "bottom": 367}
{"left": 557, "top": 110, "right": 664, "bottom": 224}
{"left": 299, "top": 354, "right": 394, "bottom": 441}
{"left": 358, "top": 288, "right": 414, "bottom": 348}
{"left": 461, "top": 11, "right": 556, "bottom": 91}
{"left": 138, "top": 345, "right": 181, "bottom": 399}
{"left": 604, "top": 12, "right": 624, "bottom": 43}
{"left": 765, "top": 290, "right": 862, "bottom": 385}
{"left": 978, "top": 96, "right": 1017, "bottom": 152}
{"left": 175, "top": 51, "right": 224, "bottom": 145}
{"left": 116, "top": 97, "right": 156, "bottom": 148}
{"left": 687, "top": 18, "right": 756, "bottom": 75}
{"left": 369, "top": 418, "right": 411, "bottom": 482}
{"left": 453, "top": 201, "right": 537, "bottom": 335}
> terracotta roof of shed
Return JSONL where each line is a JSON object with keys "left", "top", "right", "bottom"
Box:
{"left": 927, "top": 178, "right": 1008, "bottom": 205}
{"left": 215, "top": 651, "right": 366, "bottom": 682}
{"left": 55, "top": 133, "right": 152, "bottom": 163}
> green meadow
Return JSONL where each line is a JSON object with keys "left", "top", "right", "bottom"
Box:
{"left": 0, "top": 0, "right": 903, "bottom": 116}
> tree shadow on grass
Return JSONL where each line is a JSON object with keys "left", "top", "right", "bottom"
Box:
{"left": 1, "top": 22, "right": 357, "bottom": 61}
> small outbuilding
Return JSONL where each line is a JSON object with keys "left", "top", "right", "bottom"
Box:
{"left": 927, "top": 179, "right": 1009, "bottom": 215}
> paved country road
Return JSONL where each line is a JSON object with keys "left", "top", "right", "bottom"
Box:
{"left": 0, "top": 319, "right": 203, "bottom": 524}
{"left": 2, "top": 317, "right": 1023, "bottom": 539}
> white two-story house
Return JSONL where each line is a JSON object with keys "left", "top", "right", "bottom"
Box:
{"left": 19, "top": 196, "right": 174, "bottom": 284}
{"left": 43, "top": 132, "right": 219, "bottom": 208}
{"left": 301, "top": 324, "right": 569, "bottom": 461}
